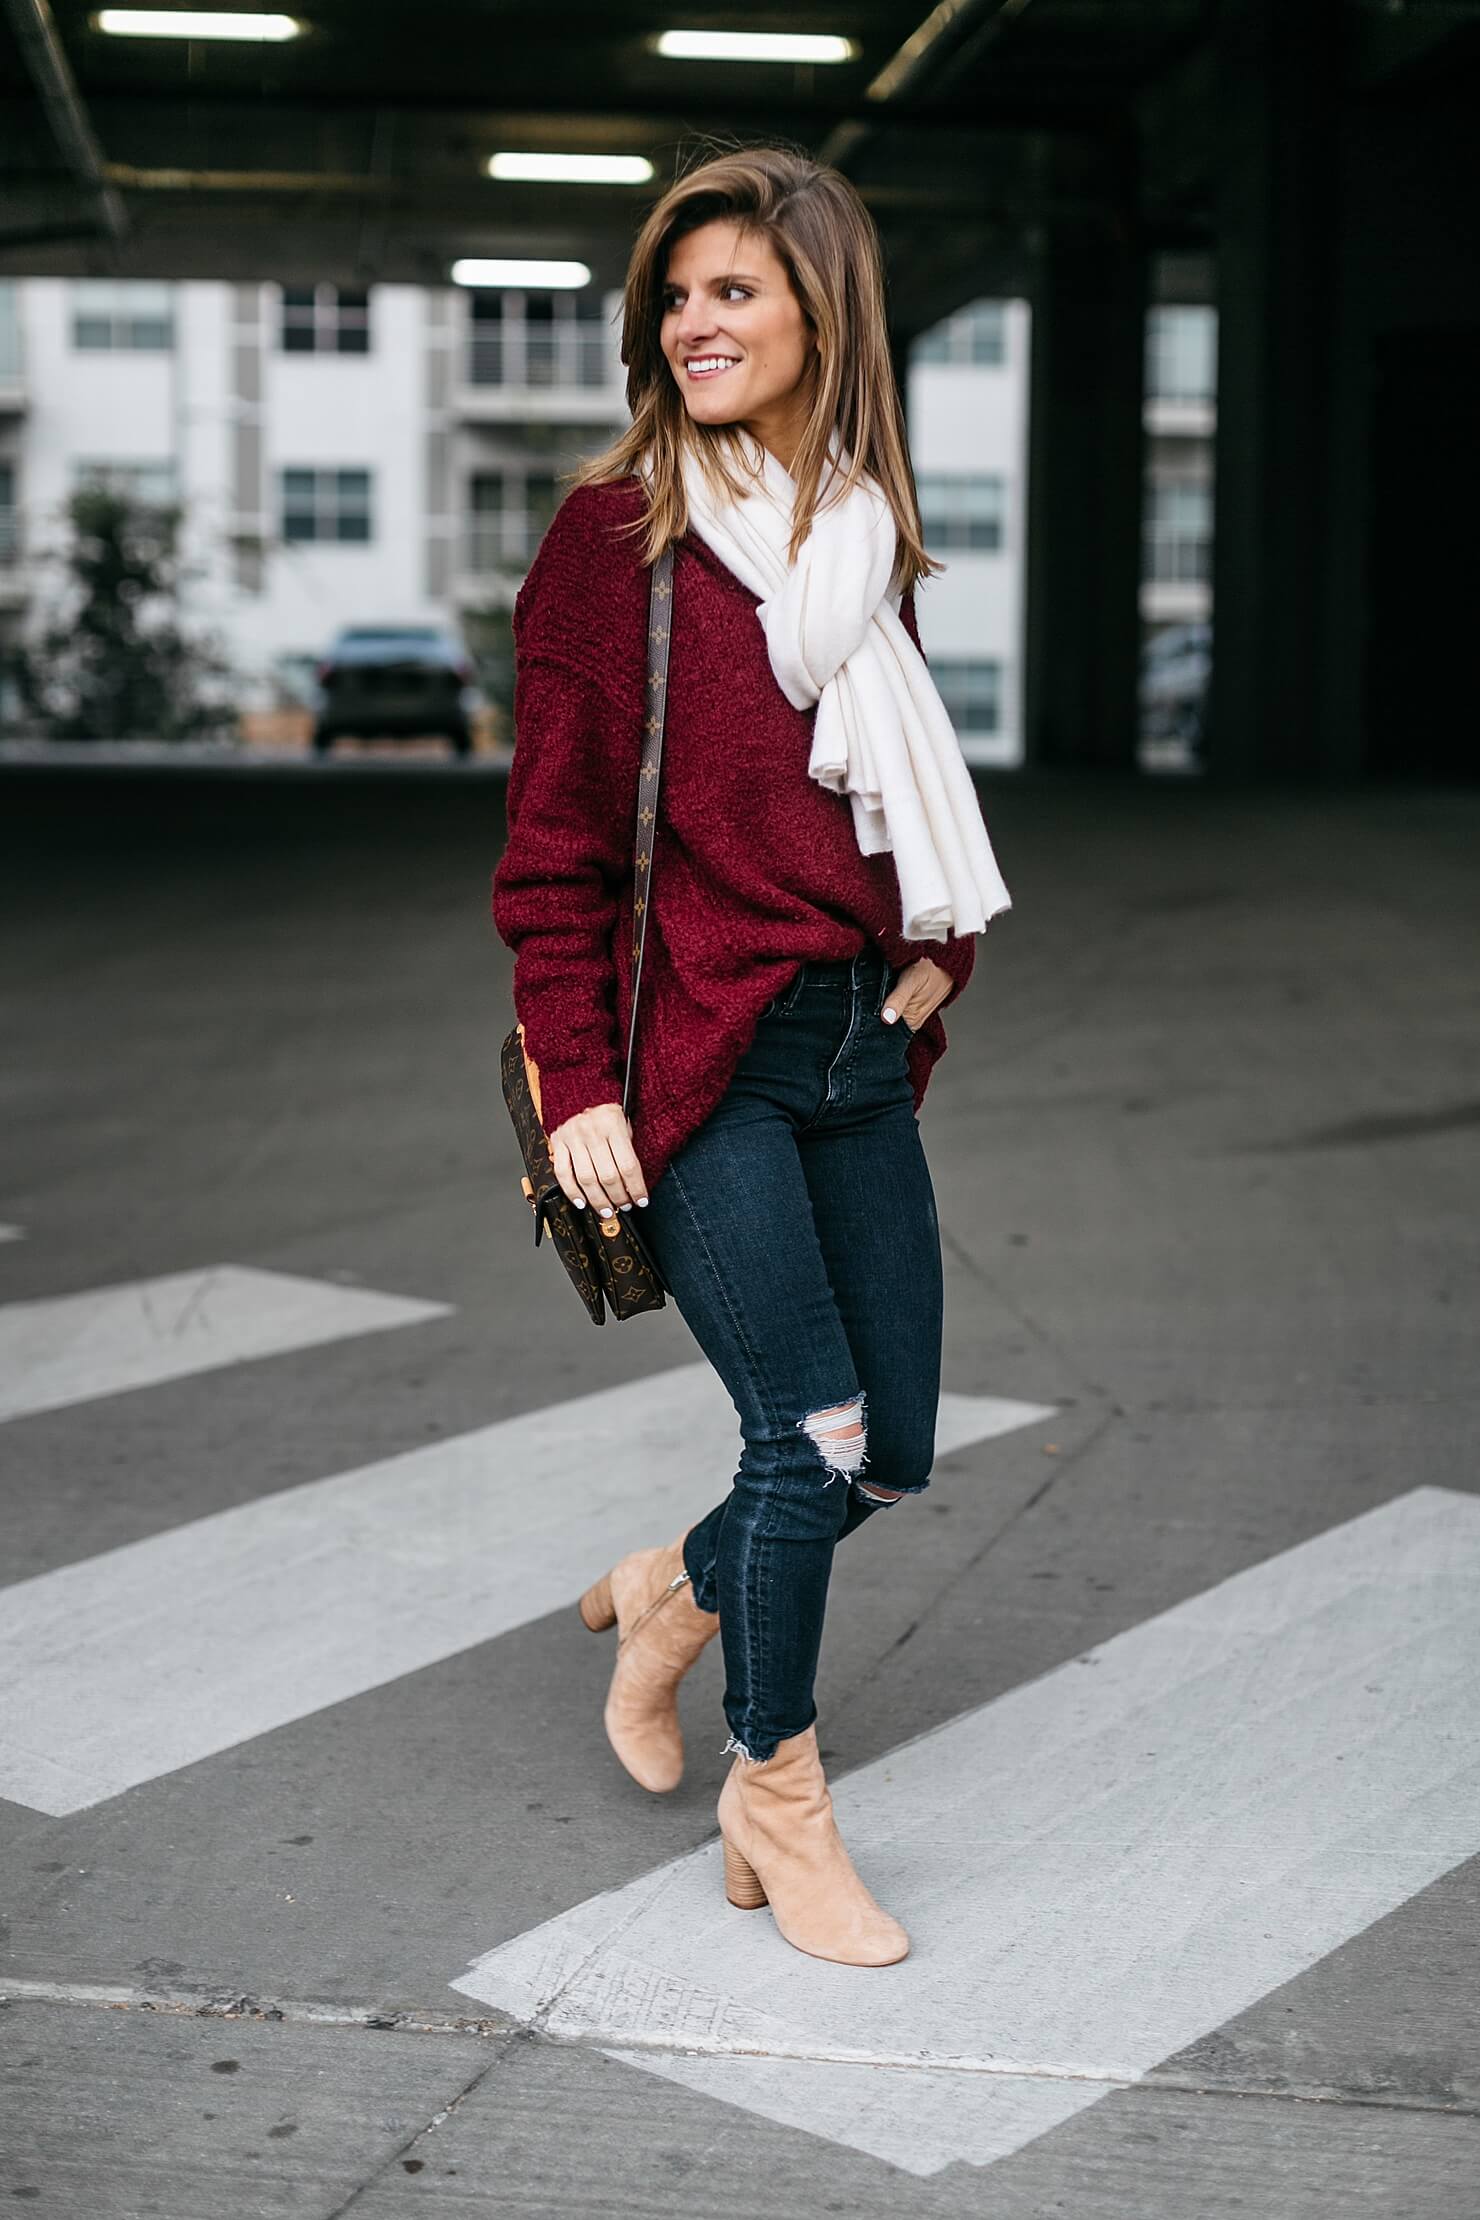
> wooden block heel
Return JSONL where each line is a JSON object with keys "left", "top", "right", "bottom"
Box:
{"left": 578, "top": 1574, "right": 616, "bottom": 1633}
{"left": 722, "top": 1834, "right": 768, "bottom": 1910}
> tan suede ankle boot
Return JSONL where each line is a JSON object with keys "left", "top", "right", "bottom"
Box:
{"left": 578, "top": 1532, "right": 720, "bottom": 1793}
{"left": 716, "top": 1724, "right": 910, "bottom": 1966}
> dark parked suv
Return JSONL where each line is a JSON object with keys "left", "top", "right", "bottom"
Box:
{"left": 312, "top": 625, "right": 480, "bottom": 757}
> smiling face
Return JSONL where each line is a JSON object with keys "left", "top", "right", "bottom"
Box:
{"left": 659, "top": 218, "right": 818, "bottom": 473}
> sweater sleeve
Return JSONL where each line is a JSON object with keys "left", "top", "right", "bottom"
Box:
{"left": 491, "top": 486, "right": 648, "bottom": 1136}
{"left": 897, "top": 579, "right": 979, "bottom": 1007}
{"left": 492, "top": 653, "right": 638, "bottom": 1134}
{"left": 922, "top": 929, "right": 976, "bottom": 1003}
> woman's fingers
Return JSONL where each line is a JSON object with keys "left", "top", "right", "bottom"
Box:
{"left": 569, "top": 1134, "right": 624, "bottom": 1214}
{"left": 603, "top": 1129, "right": 650, "bottom": 1209}
{"left": 551, "top": 1136, "right": 589, "bottom": 1211}
{"left": 883, "top": 964, "right": 916, "bottom": 1030}
{"left": 884, "top": 956, "right": 952, "bottom": 1030}
{"left": 577, "top": 1150, "right": 619, "bottom": 1214}
{"left": 586, "top": 1131, "right": 651, "bottom": 1211}
{"left": 884, "top": 1001, "right": 946, "bottom": 1033}
{"left": 550, "top": 1110, "right": 648, "bottom": 1213}
{"left": 551, "top": 1133, "right": 606, "bottom": 1213}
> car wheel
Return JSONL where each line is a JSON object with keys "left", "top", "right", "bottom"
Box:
{"left": 447, "top": 726, "right": 473, "bottom": 758}
{"left": 311, "top": 725, "right": 335, "bottom": 756}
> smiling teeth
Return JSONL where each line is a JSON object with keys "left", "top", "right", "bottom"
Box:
{"left": 687, "top": 357, "right": 739, "bottom": 374}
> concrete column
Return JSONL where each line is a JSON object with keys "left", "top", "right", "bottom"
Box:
{"left": 1022, "top": 212, "right": 1146, "bottom": 771}
{"left": 1205, "top": 0, "right": 1342, "bottom": 778}
{"left": 423, "top": 288, "right": 454, "bottom": 604}
{"left": 228, "top": 283, "right": 265, "bottom": 596}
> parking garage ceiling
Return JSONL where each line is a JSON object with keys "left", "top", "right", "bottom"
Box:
{"left": 2, "top": 1, "right": 1478, "bottom": 336}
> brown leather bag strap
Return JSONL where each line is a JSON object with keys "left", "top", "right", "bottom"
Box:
{"left": 622, "top": 543, "right": 674, "bottom": 1116}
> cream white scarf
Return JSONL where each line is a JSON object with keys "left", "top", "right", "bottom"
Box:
{"left": 661, "top": 431, "right": 1012, "bottom": 942}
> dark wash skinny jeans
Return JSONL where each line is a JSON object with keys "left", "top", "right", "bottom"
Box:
{"left": 639, "top": 946, "right": 944, "bottom": 1762}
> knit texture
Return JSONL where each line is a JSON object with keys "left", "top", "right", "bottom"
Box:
{"left": 491, "top": 474, "right": 983, "bottom": 1194}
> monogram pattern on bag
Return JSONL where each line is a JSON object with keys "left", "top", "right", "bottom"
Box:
{"left": 498, "top": 1024, "right": 666, "bottom": 1326}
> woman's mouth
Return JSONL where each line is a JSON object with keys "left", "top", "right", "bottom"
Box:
{"left": 685, "top": 355, "right": 741, "bottom": 381}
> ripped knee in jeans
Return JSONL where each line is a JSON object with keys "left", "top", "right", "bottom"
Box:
{"left": 796, "top": 1392, "right": 909, "bottom": 1503}
{"left": 797, "top": 1392, "right": 870, "bottom": 1487}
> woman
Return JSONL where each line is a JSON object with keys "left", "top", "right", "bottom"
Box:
{"left": 492, "top": 148, "right": 1011, "bottom": 1967}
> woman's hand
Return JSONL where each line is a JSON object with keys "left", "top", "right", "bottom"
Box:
{"left": 882, "top": 955, "right": 953, "bottom": 1033}
{"left": 549, "top": 1102, "right": 650, "bottom": 1216}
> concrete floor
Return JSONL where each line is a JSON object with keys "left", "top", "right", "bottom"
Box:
{"left": 0, "top": 763, "right": 1476, "bottom": 2215}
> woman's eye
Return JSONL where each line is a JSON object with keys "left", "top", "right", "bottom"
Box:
{"left": 662, "top": 286, "right": 750, "bottom": 309}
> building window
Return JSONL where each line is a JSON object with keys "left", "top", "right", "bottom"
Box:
{"left": 918, "top": 472, "right": 1005, "bottom": 553}
{"left": 468, "top": 290, "right": 610, "bottom": 389}
{"left": 912, "top": 300, "right": 1006, "bottom": 368}
{"left": 280, "top": 467, "right": 373, "bottom": 544}
{"left": 73, "top": 458, "right": 178, "bottom": 507}
{"left": 72, "top": 281, "right": 174, "bottom": 351}
{"left": 468, "top": 295, "right": 506, "bottom": 386}
{"left": 1146, "top": 307, "right": 1217, "bottom": 404}
{"left": 934, "top": 658, "right": 1002, "bottom": 736}
{"left": 280, "top": 284, "right": 371, "bottom": 355}
{"left": 461, "top": 425, "right": 614, "bottom": 572}
{"left": 467, "top": 469, "right": 561, "bottom": 568}
{"left": 0, "top": 460, "right": 16, "bottom": 562}
{"left": 1144, "top": 479, "right": 1213, "bottom": 583}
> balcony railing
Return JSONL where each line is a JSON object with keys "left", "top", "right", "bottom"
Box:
{"left": 465, "top": 513, "right": 549, "bottom": 571}
{"left": 1148, "top": 378, "right": 1216, "bottom": 407}
{"left": 1144, "top": 530, "right": 1213, "bottom": 585}
{"left": 0, "top": 508, "right": 19, "bottom": 564}
{"left": 467, "top": 327, "right": 612, "bottom": 390}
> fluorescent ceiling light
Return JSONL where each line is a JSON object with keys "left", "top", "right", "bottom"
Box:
{"left": 450, "top": 259, "right": 592, "bottom": 290}
{"left": 95, "top": 10, "right": 302, "bottom": 38}
{"left": 486, "top": 151, "right": 654, "bottom": 185}
{"left": 656, "top": 30, "right": 855, "bottom": 63}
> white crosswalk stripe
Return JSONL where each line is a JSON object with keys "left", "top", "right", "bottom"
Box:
{"left": 0, "top": 1224, "right": 25, "bottom": 1244}
{"left": 0, "top": 1264, "right": 451, "bottom": 1424}
{"left": 0, "top": 1367, "right": 1052, "bottom": 1815}
{"left": 451, "top": 1484, "right": 1480, "bottom": 2178}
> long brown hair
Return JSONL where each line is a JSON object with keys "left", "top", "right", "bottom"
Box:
{"left": 567, "top": 143, "right": 941, "bottom": 597}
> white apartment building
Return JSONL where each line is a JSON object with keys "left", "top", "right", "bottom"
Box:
{"left": 1138, "top": 301, "right": 1218, "bottom": 768}
{"left": 904, "top": 298, "right": 1030, "bottom": 768}
{"left": 1142, "top": 302, "right": 1217, "bottom": 627}
{"left": 0, "top": 277, "right": 538, "bottom": 713}
{"left": 0, "top": 275, "right": 1030, "bottom": 760}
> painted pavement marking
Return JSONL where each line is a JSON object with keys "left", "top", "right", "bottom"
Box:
{"left": 452, "top": 1484, "right": 1480, "bottom": 2177}
{"left": 0, "top": 1369, "right": 1051, "bottom": 1814}
{"left": 0, "top": 1225, "right": 25, "bottom": 1244}
{"left": 0, "top": 1264, "right": 451, "bottom": 1424}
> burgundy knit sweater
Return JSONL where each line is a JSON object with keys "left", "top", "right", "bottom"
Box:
{"left": 490, "top": 473, "right": 983, "bottom": 1194}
